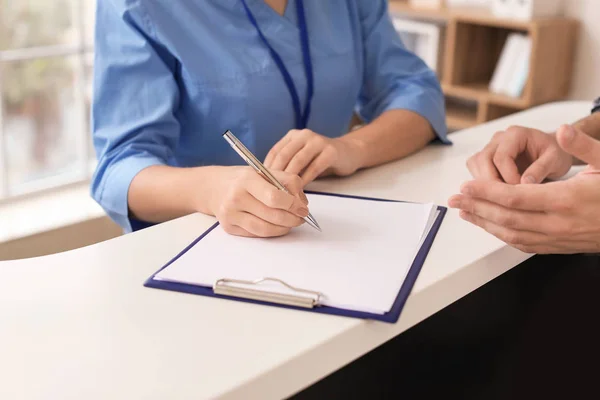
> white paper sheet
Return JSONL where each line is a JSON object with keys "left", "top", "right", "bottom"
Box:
{"left": 155, "top": 194, "right": 437, "bottom": 315}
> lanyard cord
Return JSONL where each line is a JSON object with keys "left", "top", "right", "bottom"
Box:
{"left": 240, "top": 0, "right": 314, "bottom": 129}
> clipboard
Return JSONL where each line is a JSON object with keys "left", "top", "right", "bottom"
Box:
{"left": 144, "top": 192, "right": 446, "bottom": 323}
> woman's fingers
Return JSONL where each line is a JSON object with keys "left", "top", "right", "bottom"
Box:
{"left": 266, "top": 136, "right": 305, "bottom": 171}
{"left": 249, "top": 181, "right": 307, "bottom": 216}
{"left": 240, "top": 191, "right": 305, "bottom": 228}
{"left": 231, "top": 212, "right": 292, "bottom": 237}
{"left": 220, "top": 223, "right": 257, "bottom": 238}
{"left": 270, "top": 170, "right": 309, "bottom": 206}
{"left": 264, "top": 131, "right": 295, "bottom": 168}
{"left": 216, "top": 168, "right": 309, "bottom": 238}
{"left": 300, "top": 146, "right": 336, "bottom": 185}
{"left": 284, "top": 141, "right": 322, "bottom": 176}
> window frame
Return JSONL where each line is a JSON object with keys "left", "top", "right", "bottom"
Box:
{"left": 0, "top": 65, "right": 6, "bottom": 198}
{"left": 0, "top": 0, "right": 95, "bottom": 201}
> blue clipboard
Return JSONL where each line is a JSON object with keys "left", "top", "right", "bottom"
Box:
{"left": 144, "top": 192, "right": 446, "bottom": 323}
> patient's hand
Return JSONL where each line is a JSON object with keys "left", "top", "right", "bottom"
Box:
{"left": 450, "top": 125, "right": 600, "bottom": 254}
{"left": 466, "top": 125, "right": 572, "bottom": 184}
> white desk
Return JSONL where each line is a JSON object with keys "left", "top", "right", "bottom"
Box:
{"left": 0, "top": 101, "right": 589, "bottom": 400}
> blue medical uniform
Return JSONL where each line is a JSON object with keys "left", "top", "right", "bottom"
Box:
{"left": 91, "top": 0, "right": 448, "bottom": 231}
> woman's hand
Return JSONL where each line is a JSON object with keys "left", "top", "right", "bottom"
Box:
{"left": 264, "top": 129, "right": 363, "bottom": 186}
{"left": 466, "top": 125, "right": 573, "bottom": 184}
{"left": 208, "top": 166, "right": 309, "bottom": 238}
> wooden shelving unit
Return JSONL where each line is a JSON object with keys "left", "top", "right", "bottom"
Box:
{"left": 446, "top": 101, "right": 478, "bottom": 130}
{"left": 389, "top": 1, "right": 579, "bottom": 131}
{"left": 442, "top": 82, "right": 529, "bottom": 108}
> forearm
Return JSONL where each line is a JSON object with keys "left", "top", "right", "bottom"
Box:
{"left": 128, "top": 165, "right": 225, "bottom": 223}
{"left": 339, "top": 109, "right": 436, "bottom": 170}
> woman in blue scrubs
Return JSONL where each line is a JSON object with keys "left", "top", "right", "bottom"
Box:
{"left": 91, "top": 0, "right": 449, "bottom": 237}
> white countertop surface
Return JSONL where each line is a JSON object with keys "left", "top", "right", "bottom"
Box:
{"left": 0, "top": 101, "right": 590, "bottom": 400}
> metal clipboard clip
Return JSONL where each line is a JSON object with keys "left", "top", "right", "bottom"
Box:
{"left": 213, "top": 277, "right": 323, "bottom": 309}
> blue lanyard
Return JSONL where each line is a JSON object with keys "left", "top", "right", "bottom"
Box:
{"left": 241, "top": 0, "right": 314, "bottom": 129}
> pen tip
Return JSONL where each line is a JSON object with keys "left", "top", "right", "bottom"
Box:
{"left": 305, "top": 213, "right": 321, "bottom": 232}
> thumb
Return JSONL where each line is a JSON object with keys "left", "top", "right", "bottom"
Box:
{"left": 556, "top": 124, "right": 600, "bottom": 168}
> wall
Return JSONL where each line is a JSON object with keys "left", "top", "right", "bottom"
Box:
{"left": 565, "top": 0, "right": 600, "bottom": 101}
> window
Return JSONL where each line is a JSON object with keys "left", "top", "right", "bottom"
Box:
{"left": 0, "top": 0, "right": 95, "bottom": 199}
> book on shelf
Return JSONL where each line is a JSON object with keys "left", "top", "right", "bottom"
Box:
{"left": 489, "top": 33, "right": 531, "bottom": 98}
{"left": 491, "top": 0, "right": 563, "bottom": 20}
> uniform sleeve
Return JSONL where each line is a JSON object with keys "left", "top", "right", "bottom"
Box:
{"left": 90, "top": 0, "right": 181, "bottom": 232}
{"left": 355, "top": 0, "right": 450, "bottom": 144}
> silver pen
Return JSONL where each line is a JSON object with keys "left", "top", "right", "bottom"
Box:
{"left": 223, "top": 130, "right": 322, "bottom": 232}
